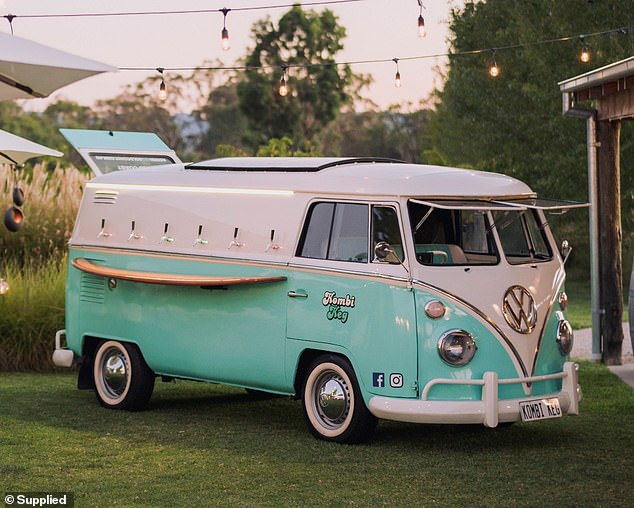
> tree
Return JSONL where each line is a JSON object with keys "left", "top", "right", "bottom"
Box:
{"left": 431, "top": 0, "right": 633, "bottom": 199}
{"left": 321, "top": 106, "right": 432, "bottom": 162}
{"left": 0, "top": 102, "right": 76, "bottom": 169}
{"left": 431, "top": 0, "right": 634, "bottom": 362}
{"left": 430, "top": 0, "right": 634, "bottom": 266}
{"left": 255, "top": 136, "right": 318, "bottom": 157}
{"left": 195, "top": 82, "right": 248, "bottom": 159}
{"left": 94, "top": 79, "right": 184, "bottom": 154}
{"left": 237, "top": 4, "right": 353, "bottom": 150}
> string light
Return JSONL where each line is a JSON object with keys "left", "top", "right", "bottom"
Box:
{"left": 221, "top": 7, "right": 231, "bottom": 51}
{"left": 278, "top": 66, "right": 289, "bottom": 96}
{"left": 393, "top": 58, "right": 401, "bottom": 88}
{"left": 488, "top": 50, "right": 500, "bottom": 77}
{"left": 579, "top": 36, "right": 591, "bottom": 63}
{"left": 417, "top": 1, "right": 426, "bottom": 38}
{"left": 157, "top": 67, "right": 167, "bottom": 101}
{"left": 117, "top": 24, "right": 628, "bottom": 93}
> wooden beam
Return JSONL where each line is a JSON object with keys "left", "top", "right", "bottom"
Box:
{"left": 597, "top": 86, "right": 634, "bottom": 121}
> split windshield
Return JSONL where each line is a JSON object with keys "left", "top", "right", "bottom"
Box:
{"left": 408, "top": 201, "right": 553, "bottom": 266}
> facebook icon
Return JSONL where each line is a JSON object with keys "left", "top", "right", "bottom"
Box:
{"left": 372, "top": 372, "right": 385, "bottom": 387}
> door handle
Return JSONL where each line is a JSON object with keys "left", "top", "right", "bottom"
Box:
{"left": 288, "top": 290, "right": 308, "bottom": 298}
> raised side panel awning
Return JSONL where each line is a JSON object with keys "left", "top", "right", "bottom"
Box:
{"left": 410, "top": 199, "right": 523, "bottom": 210}
{"left": 493, "top": 198, "right": 589, "bottom": 211}
{"left": 411, "top": 198, "right": 588, "bottom": 211}
{"left": 72, "top": 258, "right": 286, "bottom": 287}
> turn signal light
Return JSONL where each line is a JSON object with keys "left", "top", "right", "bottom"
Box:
{"left": 425, "top": 300, "right": 446, "bottom": 319}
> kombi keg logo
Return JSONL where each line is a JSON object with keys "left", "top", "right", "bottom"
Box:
{"left": 502, "top": 285, "right": 537, "bottom": 334}
{"left": 322, "top": 291, "right": 356, "bottom": 324}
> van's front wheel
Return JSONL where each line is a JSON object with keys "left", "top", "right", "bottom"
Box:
{"left": 93, "top": 340, "right": 155, "bottom": 410}
{"left": 302, "top": 355, "right": 377, "bottom": 443}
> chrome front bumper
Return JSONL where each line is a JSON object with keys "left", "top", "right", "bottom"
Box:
{"left": 368, "top": 362, "right": 581, "bottom": 427}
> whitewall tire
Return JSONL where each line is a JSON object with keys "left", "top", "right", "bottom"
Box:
{"left": 302, "top": 355, "right": 377, "bottom": 443}
{"left": 93, "top": 340, "right": 155, "bottom": 410}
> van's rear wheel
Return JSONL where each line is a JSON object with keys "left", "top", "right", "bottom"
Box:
{"left": 93, "top": 340, "right": 155, "bottom": 410}
{"left": 302, "top": 355, "right": 377, "bottom": 443}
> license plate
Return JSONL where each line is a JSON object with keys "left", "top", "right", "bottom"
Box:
{"left": 519, "top": 398, "right": 562, "bottom": 423}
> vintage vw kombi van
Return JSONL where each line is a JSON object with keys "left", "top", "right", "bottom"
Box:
{"left": 53, "top": 157, "right": 584, "bottom": 443}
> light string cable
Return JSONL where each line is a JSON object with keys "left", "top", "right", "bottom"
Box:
{"left": 118, "top": 25, "right": 628, "bottom": 76}
{"left": 2, "top": 0, "right": 366, "bottom": 24}
{"left": 1, "top": 3, "right": 628, "bottom": 82}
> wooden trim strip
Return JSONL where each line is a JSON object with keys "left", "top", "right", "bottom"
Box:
{"left": 72, "top": 257, "right": 286, "bottom": 287}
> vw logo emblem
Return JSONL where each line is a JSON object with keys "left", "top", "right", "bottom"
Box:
{"left": 502, "top": 285, "right": 537, "bottom": 334}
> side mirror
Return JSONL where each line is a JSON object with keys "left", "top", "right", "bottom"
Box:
{"left": 560, "top": 240, "right": 572, "bottom": 264}
{"left": 374, "top": 241, "right": 402, "bottom": 265}
{"left": 374, "top": 241, "right": 392, "bottom": 260}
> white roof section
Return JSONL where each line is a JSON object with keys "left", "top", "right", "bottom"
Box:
{"left": 88, "top": 157, "right": 534, "bottom": 199}
{"left": 558, "top": 56, "right": 634, "bottom": 92}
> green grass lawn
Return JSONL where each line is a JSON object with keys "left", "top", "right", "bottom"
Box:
{"left": 1, "top": 364, "right": 633, "bottom": 507}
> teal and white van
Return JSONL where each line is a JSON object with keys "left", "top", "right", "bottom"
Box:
{"left": 53, "top": 156, "right": 584, "bottom": 443}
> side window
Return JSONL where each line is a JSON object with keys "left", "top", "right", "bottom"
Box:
{"left": 372, "top": 206, "right": 404, "bottom": 263}
{"left": 297, "top": 202, "right": 369, "bottom": 263}
{"left": 296, "top": 202, "right": 335, "bottom": 259}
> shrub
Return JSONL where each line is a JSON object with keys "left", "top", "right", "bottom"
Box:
{"left": 0, "top": 256, "right": 67, "bottom": 371}
{"left": 0, "top": 164, "right": 85, "bottom": 264}
{"left": 0, "top": 164, "right": 85, "bottom": 370}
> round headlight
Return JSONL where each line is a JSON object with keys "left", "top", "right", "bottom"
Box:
{"left": 438, "top": 330, "right": 477, "bottom": 366}
{"left": 556, "top": 320, "right": 574, "bottom": 355}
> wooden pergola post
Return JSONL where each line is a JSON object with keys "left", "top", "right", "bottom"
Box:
{"left": 596, "top": 119, "right": 623, "bottom": 364}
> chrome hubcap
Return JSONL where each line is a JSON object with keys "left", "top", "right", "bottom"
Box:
{"left": 101, "top": 348, "right": 128, "bottom": 397}
{"left": 315, "top": 372, "right": 350, "bottom": 428}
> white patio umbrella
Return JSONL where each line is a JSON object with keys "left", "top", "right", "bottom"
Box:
{"left": 0, "top": 31, "right": 116, "bottom": 100}
{"left": 0, "top": 128, "right": 62, "bottom": 234}
{"left": 0, "top": 128, "right": 62, "bottom": 166}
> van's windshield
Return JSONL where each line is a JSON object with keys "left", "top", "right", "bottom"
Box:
{"left": 408, "top": 201, "right": 553, "bottom": 266}
{"left": 408, "top": 201, "right": 498, "bottom": 266}
{"left": 492, "top": 208, "right": 552, "bottom": 264}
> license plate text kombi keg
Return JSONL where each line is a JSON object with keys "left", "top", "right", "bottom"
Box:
{"left": 53, "top": 155, "right": 585, "bottom": 443}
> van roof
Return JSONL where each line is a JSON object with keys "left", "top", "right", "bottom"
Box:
{"left": 186, "top": 157, "right": 404, "bottom": 172}
{"left": 89, "top": 157, "right": 535, "bottom": 199}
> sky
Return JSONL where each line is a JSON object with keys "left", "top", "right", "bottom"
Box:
{"left": 0, "top": 0, "right": 464, "bottom": 112}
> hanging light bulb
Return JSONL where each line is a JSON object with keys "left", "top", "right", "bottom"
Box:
{"left": 488, "top": 50, "right": 500, "bottom": 77}
{"left": 393, "top": 58, "right": 401, "bottom": 88}
{"left": 417, "top": 15, "right": 426, "bottom": 38}
{"left": 157, "top": 68, "right": 167, "bottom": 101}
{"left": 221, "top": 8, "right": 231, "bottom": 51}
{"left": 579, "top": 37, "right": 590, "bottom": 63}
{"left": 417, "top": 1, "right": 426, "bottom": 38}
{"left": 221, "top": 27, "right": 230, "bottom": 51}
{"left": 579, "top": 46, "right": 591, "bottom": 63}
{"left": 279, "top": 66, "right": 289, "bottom": 97}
